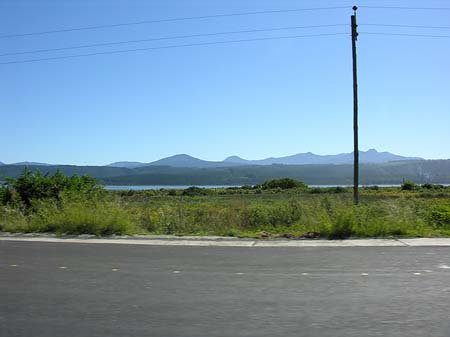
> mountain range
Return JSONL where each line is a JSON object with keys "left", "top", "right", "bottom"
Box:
{"left": 1, "top": 159, "right": 449, "bottom": 185}
{"left": 107, "top": 149, "right": 423, "bottom": 168}
{"left": 0, "top": 161, "right": 52, "bottom": 167}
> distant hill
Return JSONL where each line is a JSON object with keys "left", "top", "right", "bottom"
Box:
{"left": 223, "top": 156, "right": 249, "bottom": 164}
{"left": 11, "top": 162, "right": 53, "bottom": 166}
{"left": 101, "top": 160, "right": 450, "bottom": 186}
{"left": 1, "top": 160, "right": 449, "bottom": 185}
{"left": 224, "top": 149, "right": 423, "bottom": 166}
{"left": 1, "top": 149, "right": 434, "bottom": 186}
{"left": 148, "top": 154, "right": 218, "bottom": 168}
{"left": 109, "top": 154, "right": 242, "bottom": 169}
{"left": 0, "top": 165, "right": 131, "bottom": 180}
{"left": 108, "top": 149, "right": 424, "bottom": 168}
{"left": 107, "top": 161, "right": 148, "bottom": 168}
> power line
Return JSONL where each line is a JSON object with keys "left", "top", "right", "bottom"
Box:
{"left": 0, "top": 33, "right": 348, "bottom": 65}
{"left": 0, "top": 24, "right": 348, "bottom": 57}
{"left": 359, "top": 6, "right": 450, "bottom": 11}
{"left": 0, "top": 6, "right": 349, "bottom": 39}
{"left": 361, "top": 32, "right": 450, "bottom": 38}
{"left": 361, "top": 23, "right": 450, "bottom": 30}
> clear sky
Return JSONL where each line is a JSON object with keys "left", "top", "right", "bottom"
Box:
{"left": 1, "top": 0, "right": 449, "bottom": 165}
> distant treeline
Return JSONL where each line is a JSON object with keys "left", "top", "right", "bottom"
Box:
{"left": 0, "top": 160, "right": 449, "bottom": 185}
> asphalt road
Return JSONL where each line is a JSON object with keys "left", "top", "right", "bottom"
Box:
{"left": 1, "top": 241, "right": 450, "bottom": 337}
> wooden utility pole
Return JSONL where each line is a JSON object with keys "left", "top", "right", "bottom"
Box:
{"left": 351, "top": 6, "right": 359, "bottom": 205}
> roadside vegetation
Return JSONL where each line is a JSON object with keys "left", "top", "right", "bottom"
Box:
{"left": 1, "top": 169, "right": 450, "bottom": 239}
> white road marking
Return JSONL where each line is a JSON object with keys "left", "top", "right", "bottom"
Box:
{"left": 361, "top": 273, "right": 369, "bottom": 276}
{"left": 414, "top": 272, "right": 422, "bottom": 275}
{"left": 438, "top": 264, "right": 450, "bottom": 269}
{"left": 9, "top": 264, "right": 18, "bottom": 267}
{"left": 235, "top": 272, "right": 244, "bottom": 275}
{"left": 111, "top": 268, "right": 119, "bottom": 272}
{"left": 173, "top": 270, "right": 181, "bottom": 274}
{"left": 301, "top": 272, "right": 310, "bottom": 276}
{"left": 59, "top": 266, "right": 67, "bottom": 269}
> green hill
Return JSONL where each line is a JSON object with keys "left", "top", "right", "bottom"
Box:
{"left": 1, "top": 160, "right": 449, "bottom": 185}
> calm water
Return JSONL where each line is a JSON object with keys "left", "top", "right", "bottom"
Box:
{"left": 103, "top": 185, "right": 242, "bottom": 190}
{"left": 103, "top": 184, "right": 422, "bottom": 191}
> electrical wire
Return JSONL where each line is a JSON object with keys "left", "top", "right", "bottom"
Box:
{"left": 0, "top": 32, "right": 348, "bottom": 65}
{"left": 359, "top": 6, "right": 450, "bottom": 10}
{"left": 361, "top": 23, "right": 450, "bottom": 30}
{"left": 0, "top": 6, "right": 349, "bottom": 39}
{"left": 361, "top": 32, "right": 450, "bottom": 38}
{"left": 0, "top": 24, "right": 348, "bottom": 57}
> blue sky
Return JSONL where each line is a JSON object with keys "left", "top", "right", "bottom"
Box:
{"left": 1, "top": 0, "right": 449, "bottom": 165}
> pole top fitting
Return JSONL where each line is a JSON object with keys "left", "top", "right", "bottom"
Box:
{"left": 352, "top": 6, "right": 358, "bottom": 11}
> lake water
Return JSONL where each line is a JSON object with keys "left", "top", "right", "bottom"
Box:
{"left": 103, "top": 185, "right": 243, "bottom": 190}
{"left": 103, "top": 184, "right": 418, "bottom": 191}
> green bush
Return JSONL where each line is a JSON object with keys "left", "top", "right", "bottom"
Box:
{"left": 364, "top": 185, "right": 380, "bottom": 191}
{"left": 256, "top": 178, "right": 307, "bottom": 190}
{"left": 430, "top": 205, "right": 450, "bottom": 228}
{"left": 182, "top": 186, "right": 208, "bottom": 197}
{"left": 401, "top": 181, "right": 417, "bottom": 191}
{"left": 330, "top": 186, "right": 348, "bottom": 194}
{"left": 1, "top": 195, "right": 137, "bottom": 235}
{"left": 422, "top": 183, "right": 444, "bottom": 190}
{"left": 328, "top": 209, "right": 355, "bottom": 239}
{"left": 2, "top": 167, "right": 99, "bottom": 207}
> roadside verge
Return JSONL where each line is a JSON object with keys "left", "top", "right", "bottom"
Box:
{"left": 2, "top": 233, "right": 450, "bottom": 247}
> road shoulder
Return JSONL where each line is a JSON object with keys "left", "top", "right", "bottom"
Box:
{"left": 2, "top": 233, "right": 450, "bottom": 247}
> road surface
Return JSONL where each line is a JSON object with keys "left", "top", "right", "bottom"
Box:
{"left": 1, "top": 240, "right": 450, "bottom": 337}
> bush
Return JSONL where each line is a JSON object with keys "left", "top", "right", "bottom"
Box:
{"left": 182, "top": 186, "right": 208, "bottom": 197}
{"left": 331, "top": 186, "right": 348, "bottom": 194}
{"left": 363, "top": 185, "right": 379, "bottom": 191}
{"left": 2, "top": 167, "right": 100, "bottom": 207}
{"left": 256, "top": 178, "right": 307, "bottom": 190}
{"left": 430, "top": 205, "right": 450, "bottom": 228}
{"left": 401, "top": 181, "right": 417, "bottom": 191}
{"left": 168, "top": 189, "right": 178, "bottom": 196}
{"left": 422, "top": 183, "right": 444, "bottom": 190}
{"left": 328, "top": 210, "right": 355, "bottom": 239}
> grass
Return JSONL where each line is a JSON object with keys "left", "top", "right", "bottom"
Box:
{"left": 1, "top": 186, "right": 450, "bottom": 239}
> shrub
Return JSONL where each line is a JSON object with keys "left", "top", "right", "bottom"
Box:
{"left": 401, "top": 181, "right": 417, "bottom": 191}
{"left": 430, "top": 205, "right": 450, "bottom": 228}
{"left": 257, "top": 178, "right": 307, "bottom": 190}
{"left": 329, "top": 210, "right": 355, "bottom": 239}
{"left": 363, "top": 185, "right": 379, "bottom": 191}
{"left": 422, "top": 183, "right": 444, "bottom": 190}
{"left": 248, "top": 206, "right": 270, "bottom": 227}
{"left": 32, "top": 196, "right": 136, "bottom": 235}
{"left": 2, "top": 167, "right": 100, "bottom": 207}
{"left": 331, "top": 186, "right": 348, "bottom": 194}
{"left": 182, "top": 186, "right": 208, "bottom": 196}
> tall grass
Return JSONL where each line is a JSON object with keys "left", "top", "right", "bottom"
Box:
{"left": 2, "top": 190, "right": 450, "bottom": 238}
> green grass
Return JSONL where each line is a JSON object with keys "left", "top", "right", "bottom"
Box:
{"left": 2, "top": 187, "right": 450, "bottom": 239}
